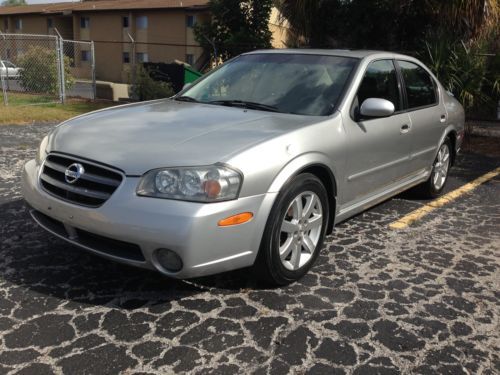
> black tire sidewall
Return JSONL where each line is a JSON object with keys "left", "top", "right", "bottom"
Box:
{"left": 261, "top": 173, "right": 329, "bottom": 285}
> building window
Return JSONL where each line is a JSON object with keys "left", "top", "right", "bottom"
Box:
{"left": 3, "top": 18, "right": 8, "bottom": 31}
{"left": 136, "top": 16, "right": 148, "bottom": 29}
{"left": 123, "top": 52, "right": 130, "bottom": 64}
{"left": 80, "top": 17, "right": 90, "bottom": 29}
{"left": 81, "top": 50, "right": 91, "bottom": 62}
{"left": 47, "top": 18, "right": 53, "bottom": 29}
{"left": 186, "top": 15, "right": 196, "bottom": 28}
{"left": 15, "top": 19, "right": 22, "bottom": 30}
{"left": 123, "top": 16, "right": 129, "bottom": 28}
{"left": 136, "top": 52, "right": 149, "bottom": 63}
{"left": 185, "top": 54, "right": 194, "bottom": 65}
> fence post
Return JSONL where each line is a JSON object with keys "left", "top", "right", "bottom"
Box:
{"left": 59, "top": 40, "right": 66, "bottom": 104}
{"left": 1, "top": 73, "right": 8, "bottom": 106}
{"left": 127, "top": 32, "right": 136, "bottom": 94}
{"left": 53, "top": 29, "right": 65, "bottom": 104}
{"left": 91, "top": 41, "right": 96, "bottom": 100}
{"left": 0, "top": 30, "right": 10, "bottom": 92}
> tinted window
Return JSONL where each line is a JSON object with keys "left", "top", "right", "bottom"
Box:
{"left": 398, "top": 61, "right": 437, "bottom": 109}
{"left": 136, "top": 52, "right": 149, "bottom": 63}
{"left": 186, "top": 15, "right": 195, "bottom": 28}
{"left": 357, "top": 60, "right": 401, "bottom": 111}
{"left": 81, "top": 51, "right": 90, "bottom": 62}
{"left": 136, "top": 16, "right": 148, "bottom": 29}
{"left": 81, "top": 17, "right": 90, "bottom": 29}
{"left": 184, "top": 54, "right": 357, "bottom": 116}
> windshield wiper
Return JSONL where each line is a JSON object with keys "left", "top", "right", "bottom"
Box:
{"left": 209, "top": 100, "right": 280, "bottom": 113}
{"left": 175, "top": 95, "right": 199, "bottom": 103}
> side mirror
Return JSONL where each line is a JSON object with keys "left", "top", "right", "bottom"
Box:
{"left": 360, "top": 98, "right": 395, "bottom": 118}
{"left": 182, "top": 83, "right": 193, "bottom": 91}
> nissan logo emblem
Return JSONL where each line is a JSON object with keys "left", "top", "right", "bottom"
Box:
{"left": 65, "top": 163, "right": 85, "bottom": 184}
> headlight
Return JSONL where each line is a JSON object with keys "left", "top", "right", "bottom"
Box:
{"left": 35, "top": 136, "right": 48, "bottom": 165}
{"left": 136, "top": 165, "right": 242, "bottom": 202}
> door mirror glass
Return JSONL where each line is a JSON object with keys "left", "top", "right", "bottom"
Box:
{"left": 360, "top": 98, "right": 395, "bottom": 118}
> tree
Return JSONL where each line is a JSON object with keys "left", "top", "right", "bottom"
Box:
{"left": 1, "top": 0, "right": 26, "bottom": 6}
{"left": 195, "top": 0, "right": 273, "bottom": 60}
{"left": 275, "top": 0, "right": 500, "bottom": 118}
{"left": 275, "top": 0, "right": 499, "bottom": 51}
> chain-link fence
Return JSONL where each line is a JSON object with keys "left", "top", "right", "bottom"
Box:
{"left": 0, "top": 32, "right": 95, "bottom": 106}
{"left": 62, "top": 39, "right": 96, "bottom": 100}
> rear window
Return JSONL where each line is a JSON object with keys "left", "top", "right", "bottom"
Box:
{"left": 398, "top": 61, "right": 437, "bottom": 109}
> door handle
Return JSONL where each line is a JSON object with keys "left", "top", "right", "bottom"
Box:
{"left": 400, "top": 124, "right": 410, "bottom": 134}
{"left": 440, "top": 114, "right": 447, "bottom": 123}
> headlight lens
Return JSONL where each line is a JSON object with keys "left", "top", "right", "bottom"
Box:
{"left": 137, "top": 165, "right": 242, "bottom": 202}
{"left": 35, "top": 136, "right": 48, "bottom": 165}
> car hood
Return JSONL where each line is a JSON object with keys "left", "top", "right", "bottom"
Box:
{"left": 48, "top": 99, "right": 324, "bottom": 175}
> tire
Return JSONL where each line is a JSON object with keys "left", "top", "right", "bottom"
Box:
{"left": 416, "top": 138, "right": 452, "bottom": 198}
{"left": 254, "top": 173, "right": 329, "bottom": 286}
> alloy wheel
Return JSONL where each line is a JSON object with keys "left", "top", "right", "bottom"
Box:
{"left": 279, "top": 191, "right": 323, "bottom": 271}
{"left": 433, "top": 143, "right": 450, "bottom": 190}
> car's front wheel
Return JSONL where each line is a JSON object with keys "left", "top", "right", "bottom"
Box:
{"left": 255, "top": 173, "right": 329, "bottom": 285}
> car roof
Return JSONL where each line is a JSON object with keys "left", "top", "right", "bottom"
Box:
{"left": 244, "top": 49, "right": 414, "bottom": 60}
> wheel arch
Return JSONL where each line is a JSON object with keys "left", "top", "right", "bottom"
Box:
{"left": 268, "top": 154, "right": 338, "bottom": 235}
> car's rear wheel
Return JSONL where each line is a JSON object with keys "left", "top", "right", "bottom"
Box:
{"left": 416, "top": 138, "right": 452, "bottom": 198}
{"left": 255, "top": 173, "right": 329, "bottom": 285}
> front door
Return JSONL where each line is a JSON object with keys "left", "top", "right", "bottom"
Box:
{"left": 343, "top": 59, "right": 413, "bottom": 205}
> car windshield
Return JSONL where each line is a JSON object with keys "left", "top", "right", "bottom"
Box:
{"left": 181, "top": 53, "right": 358, "bottom": 116}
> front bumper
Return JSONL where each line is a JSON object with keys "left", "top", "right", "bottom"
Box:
{"left": 22, "top": 159, "right": 276, "bottom": 278}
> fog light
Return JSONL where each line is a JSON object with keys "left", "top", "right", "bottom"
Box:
{"left": 156, "top": 249, "right": 183, "bottom": 272}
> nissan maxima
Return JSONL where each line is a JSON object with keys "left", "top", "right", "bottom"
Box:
{"left": 22, "top": 50, "right": 465, "bottom": 285}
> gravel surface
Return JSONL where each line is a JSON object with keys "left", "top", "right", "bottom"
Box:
{"left": 1, "top": 124, "right": 499, "bottom": 374}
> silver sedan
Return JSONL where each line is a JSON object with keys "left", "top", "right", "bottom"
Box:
{"left": 22, "top": 50, "right": 465, "bottom": 285}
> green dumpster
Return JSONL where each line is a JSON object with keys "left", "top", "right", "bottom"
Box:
{"left": 184, "top": 65, "right": 202, "bottom": 85}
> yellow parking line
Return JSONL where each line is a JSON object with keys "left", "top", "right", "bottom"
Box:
{"left": 389, "top": 167, "right": 500, "bottom": 229}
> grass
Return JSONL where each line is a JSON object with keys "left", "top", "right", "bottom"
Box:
{"left": 0, "top": 92, "right": 116, "bottom": 125}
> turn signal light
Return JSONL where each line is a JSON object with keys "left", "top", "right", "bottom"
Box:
{"left": 218, "top": 212, "right": 253, "bottom": 227}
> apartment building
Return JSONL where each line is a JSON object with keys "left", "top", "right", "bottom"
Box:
{"left": 0, "top": 0, "right": 210, "bottom": 82}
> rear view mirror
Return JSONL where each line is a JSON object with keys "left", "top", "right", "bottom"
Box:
{"left": 360, "top": 98, "right": 395, "bottom": 118}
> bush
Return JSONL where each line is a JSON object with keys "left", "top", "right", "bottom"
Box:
{"left": 18, "top": 45, "right": 74, "bottom": 95}
{"left": 420, "top": 35, "right": 499, "bottom": 118}
{"left": 130, "top": 65, "right": 175, "bottom": 101}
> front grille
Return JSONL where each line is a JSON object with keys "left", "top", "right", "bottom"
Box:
{"left": 31, "top": 209, "right": 145, "bottom": 262}
{"left": 40, "top": 154, "right": 123, "bottom": 207}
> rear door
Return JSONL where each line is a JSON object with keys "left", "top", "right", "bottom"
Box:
{"left": 343, "top": 59, "right": 413, "bottom": 204}
{"left": 396, "top": 60, "right": 446, "bottom": 172}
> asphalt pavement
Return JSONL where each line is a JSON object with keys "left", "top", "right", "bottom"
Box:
{"left": 0, "top": 124, "right": 499, "bottom": 374}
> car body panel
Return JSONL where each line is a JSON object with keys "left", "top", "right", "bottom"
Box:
{"left": 0, "top": 60, "right": 21, "bottom": 78}
{"left": 47, "top": 100, "right": 327, "bottom": 177}
{"left": 22, "top": 49, "right": 465, "bottom": 278}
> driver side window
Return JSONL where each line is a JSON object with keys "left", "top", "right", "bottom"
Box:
{"left": 357, "top": 60, "right": 402, "bottom": 112}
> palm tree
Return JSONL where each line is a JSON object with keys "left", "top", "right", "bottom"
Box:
{"left": 426, "top": 0, "right": 499, "bottom": 41}
{"left": 275, "top": 0, "right": 499, "bottom": 47}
